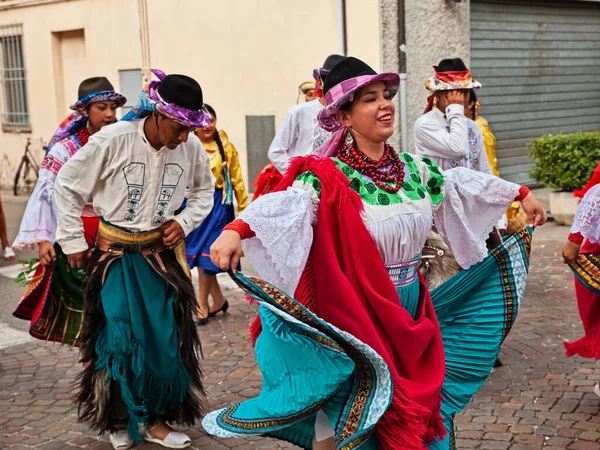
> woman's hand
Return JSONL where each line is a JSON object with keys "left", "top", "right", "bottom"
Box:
{"left": 562, "top": 240, "right": 582, "bottom": 265}
{"left": 210, "top": 230, "right": 242, "bottom": 272}
{"left": 520, "top": 193, "right": 548, "bottom": 228}
{"left": 38, "top": 241, "right": 56, "bottom": 266}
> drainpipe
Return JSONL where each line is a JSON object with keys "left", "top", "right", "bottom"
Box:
{"left": 398, "top": 0, "right": 408, "bottom": 153}
{"left": 138, "top": 0, "right": 152, "bottom": 83}
{"left": 337, "top": 0, "right": 347, "bottom": 55}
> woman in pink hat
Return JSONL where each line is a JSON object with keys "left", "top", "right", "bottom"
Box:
{"left": 203, "top": 57, "right": 547, "bottom": 449}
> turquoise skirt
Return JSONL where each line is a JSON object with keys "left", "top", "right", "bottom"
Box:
{"left": 203, "top": 228, "right": 533, "bottom": 449}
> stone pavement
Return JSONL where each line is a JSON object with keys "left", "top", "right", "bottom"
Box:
{"left": 2, "top": 223, "right": 600, "bottom": 449}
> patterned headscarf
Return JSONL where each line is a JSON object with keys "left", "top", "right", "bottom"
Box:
{"left": 423, "top": 68, "right": 482, "bottom": 114}
{"left": 46, "top": 90, "right": 126, "bottom": 153}
{"left": 121, "top": 69, "right": 212, "bottom": 128}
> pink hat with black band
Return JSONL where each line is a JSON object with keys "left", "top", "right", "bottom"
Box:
{"left": 317, "top": 57, "right": 400, "bottom": 156}
{"left": 318, "top": 57, "right": 400, "bottom": 132}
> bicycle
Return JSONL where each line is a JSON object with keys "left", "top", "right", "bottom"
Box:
{"left": 13, "top": 137, "right": 46, "bottom": 196}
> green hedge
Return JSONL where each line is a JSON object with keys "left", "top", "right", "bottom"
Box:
{"left": 529, "top": 131, "right": 600, "bottom": 191}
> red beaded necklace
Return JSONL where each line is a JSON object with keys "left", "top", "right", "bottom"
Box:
{"left": 338, "top": 140, "right": 405, "bottom": 193}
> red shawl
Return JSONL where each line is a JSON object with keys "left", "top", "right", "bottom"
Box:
{"left": 249, "top": 156, "right": 446, "bottom": 448}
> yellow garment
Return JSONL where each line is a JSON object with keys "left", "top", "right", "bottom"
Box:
{"left": 475, "top": 116, "right": 499, "bottom": 177}
{"left": 202, "top": 130, "right": 249, "bottom": 213}
{"left": 506, "top": 202, "right": 527, "bottom": 235}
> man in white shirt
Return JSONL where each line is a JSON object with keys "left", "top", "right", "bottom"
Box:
{"left": 268, "top": 54, "right": 344, "bottom": 173}
{"left": 414, "top": 58, "right": 492, "bottom": 175}
{"left": 55, "top": 70, "right": 214, "bottom": 450}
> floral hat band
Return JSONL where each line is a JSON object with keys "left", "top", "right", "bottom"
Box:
{"left": 425, "top": 69, "right": 482, "bottom": 92}
{"left": 70, "top": 90, "right": 127, "bottom": 112}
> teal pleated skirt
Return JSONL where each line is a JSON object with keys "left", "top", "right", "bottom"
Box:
{"left": 203, "top": 228, "right": 533, "bottom": 449}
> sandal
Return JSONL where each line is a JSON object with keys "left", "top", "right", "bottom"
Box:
{"left": 144, "top": 430, "right": 191, "bottom": 449}
{"left": 109, "top": 430, "right": 134, "bottom": 450}
{"left": 3, "top": 247, "right": 15, "bottom": 261}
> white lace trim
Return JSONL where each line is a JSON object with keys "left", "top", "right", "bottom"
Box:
{"left": 13, "top": 177, "right": 56, "bottom": 250}
{"left": 240, "top": 188, "right": 314, "bottom": 295}
{"left": 570, "top": 184, "right": 600, "bottom": 243}
{"left": 434, "top": 168, "right": 520, "bottom": 269}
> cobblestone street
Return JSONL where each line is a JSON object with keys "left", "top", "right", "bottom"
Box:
{"left": 2, "top": 223, "right": 600, "bottom": 449}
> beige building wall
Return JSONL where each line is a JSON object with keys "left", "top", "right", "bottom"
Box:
{"left": 0, "top": 0, "right": 381, "bottom": 188}
{"left": 0, "top": 0, "right": 141, "bottom": 185}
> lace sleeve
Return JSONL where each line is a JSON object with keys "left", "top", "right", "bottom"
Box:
{"left": 240, "top": 187, "right": 314, "bottom": 295}
{"left": 12, "top": 143, "right": 71, "bottom": 250}
{"left": 434, "top": 167, "right": 520, "bottom": 269}
{"left": 570, "top": 184, "right": 600, "bottom": 243}
{"left": 12, "top": 178, "right": 56, "bottom": 250}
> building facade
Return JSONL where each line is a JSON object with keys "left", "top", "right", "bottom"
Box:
{"left": 0, "top": 0, "right": 599, "bottom": 188}
{"left": 0, "top": 0, "right": 381, "bottom": 188}
{"left": 382, "top": 0, "right": 600, "bottom": 184}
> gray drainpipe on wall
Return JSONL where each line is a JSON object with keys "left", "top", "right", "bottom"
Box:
{"left": 337, "top": 0, "right": 348, "bottom": 56}
{"left": 398, "top": 0, "right": 408, "bottom": 153}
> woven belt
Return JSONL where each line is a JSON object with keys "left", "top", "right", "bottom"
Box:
{"left": 95, "top": 219, "right": 191, "bottom": 279}
{"left": 386, "top": 255, "right": 421, "bottom": 287}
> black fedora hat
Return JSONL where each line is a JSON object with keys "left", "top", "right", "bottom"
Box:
{"left": 158, "top": 74, "right": 204, "bottom": 111}
{"left": 322, "top": 54, "right": 345, "bottom": 71}
{"left": 78, "top": 77, "right": 116, "bottom": 98}
{"left": 435, "top": 58, "right": 468, "bottom": 72}
{"left": 324, "top": 57, "right": 384, "bottom": 95}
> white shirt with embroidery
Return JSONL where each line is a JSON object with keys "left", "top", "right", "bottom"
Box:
{"left": 414, "top": 105, "right": 492, "bottom": 175}
{"left": 54, "top": 119, "right": 215, "bottom": 255}
{"left": 268, "top": 99, "right": 330, "bottom": 174}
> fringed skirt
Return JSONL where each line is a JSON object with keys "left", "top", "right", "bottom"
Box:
{"left": 12, "top": 216, "right": 99, "bottom": 346}
{"left": 564, "top": 240, "right": 600, "bottom": 359}
{"left": 203, "top": 228, "right": 533, "bottom": 449}
{"left": 76, "top": 221, "right": 204, "bottom": 442}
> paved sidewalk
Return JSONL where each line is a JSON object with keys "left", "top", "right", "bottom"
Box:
{"left": 2, "top": 223, "right": 600, "bottom": 449}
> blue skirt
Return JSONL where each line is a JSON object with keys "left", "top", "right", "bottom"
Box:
{"left": 185, "top": 189, "right": 235, "bottom": 275}
{"left": 203, "top": 228, "right": 533, "bottom": 449}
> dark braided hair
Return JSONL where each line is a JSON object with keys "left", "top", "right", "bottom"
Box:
{"left": 468, "top": 89, "right": 477, "bottom": 120}
{"left": 204, "top": 104, "right": 226, "bottom": 164}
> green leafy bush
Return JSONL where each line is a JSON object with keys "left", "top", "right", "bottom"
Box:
{"left": 529, "top": 131, "right": 600, "bottom": 191}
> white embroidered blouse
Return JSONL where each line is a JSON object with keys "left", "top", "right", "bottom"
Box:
{"left": 239, "top": 154, "right": 520, "bottom": 295}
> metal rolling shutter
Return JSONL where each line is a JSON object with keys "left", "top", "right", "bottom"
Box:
{"left": 470, "top": 0, "right": 600, "bottom": 185}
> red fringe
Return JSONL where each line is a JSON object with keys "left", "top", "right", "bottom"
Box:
{"left": 564, "top": 333, "right": 600, "bottom": 359}
{"left": 249, "top": 316, "right": 262, "bottom": 346}
{"left": 423, "top": 398, "right": 447, "bottom": 445}
{"left": 376, "top": 380, "right": 442, "bottom": 450}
